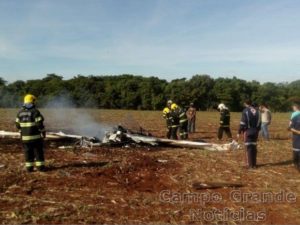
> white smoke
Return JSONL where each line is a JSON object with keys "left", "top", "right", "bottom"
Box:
{"left": 43, "top": 95, "right": 111, "bottom": 139}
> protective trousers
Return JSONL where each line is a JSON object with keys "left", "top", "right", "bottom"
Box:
{"left": 166, "top": 126, "right": 172, "bottom": 139}
{"left": 179, "top": 121, "right": 188, "bottom": 140}
{"left": 170, "top": 125, "right": 178, "bottom": 140}
{"left": 218, "top": 127, "right": 232, "bottom": 140}
{"left": 23, "top": 140, "right": 45, "bottom": 172}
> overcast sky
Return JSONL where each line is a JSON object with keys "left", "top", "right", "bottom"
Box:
{"left": 1, "top": 0, "right": 300, "bottom": 83}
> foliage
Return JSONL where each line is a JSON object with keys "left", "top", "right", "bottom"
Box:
{"left": 0, "top": 74, "right": 298, "bottom": 111}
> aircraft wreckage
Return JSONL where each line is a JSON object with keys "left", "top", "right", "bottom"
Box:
{"left": 0, "top": 126, "right": 240, "bottom": 151}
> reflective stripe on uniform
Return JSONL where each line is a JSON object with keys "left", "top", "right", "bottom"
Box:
{"left": 171, "top": 125, "right": 179, "bottom": 128}
{"left": 25, "top": 162, "right": 34, "bottom": 167}
{"left": 293, "top": 148, "right": 300, "bottom": 152}
{"left": 245, "top": 142, "right": 257, "bottom": 146}
{"left": 180, "top": 119, "right": 187, "bottom": 123}
{"left": 180, "top": 113, "right": 185, "bottom": 117}
{"left": 35, "top": 161, "right": 45, "bottom": 166}
{"left": 22, "top": 135, "right": 42, "bottom": 141}
{"left": 16, "top": 118, "right": 20, "bottom": 123}
{"left": 20, "top": 122, "right": 36, "bottom": 127}
{"left": 246, "top": 111, "right": 250, "bottom": 128}
{"left": 240, "top": 121, "right": 246, "bottom": 125}
{"left": 35, "top": 116, "right": 43, "bottom": 122}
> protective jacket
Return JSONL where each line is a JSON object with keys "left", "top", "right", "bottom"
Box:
{"left": 163, "top": 107, "right": 173, "bottom": 128}
{"left": 178, "top": 108, "right": 188, "bottom": 125}
{"left": 16, "top": 104, "right": 45, "bottom": 143}
{"left": 220, "top": 109, "right": 230, "bottom": 127}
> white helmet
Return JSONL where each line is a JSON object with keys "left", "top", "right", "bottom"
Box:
{"left": 218, "top": 103, "right": 227, "bottom": 110}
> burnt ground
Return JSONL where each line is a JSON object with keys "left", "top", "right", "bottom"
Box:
{"left": 0, "top": 109, "right": 300, "bottom": 224}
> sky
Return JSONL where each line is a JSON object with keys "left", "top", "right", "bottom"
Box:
{"left": 0, "top": 0, "right": 300, "bottom": 83}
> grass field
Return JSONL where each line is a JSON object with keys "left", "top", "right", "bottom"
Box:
{"left": 0, "top": 109, "right": 299, "bottom": 224}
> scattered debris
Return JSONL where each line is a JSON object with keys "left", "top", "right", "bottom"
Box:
{"left": 192, "top": 182, "right": 243, "bottom": 190}
{"left": 0, "top": 126, "right": 240, "bottom": 151}
{"left": 58, "top": 146, "right": 74, "bottom": 149}
{"left": 74, "top": 137, "right": 101, "bottom": 149}
{"left": 157, "top": 159, "right": 168, "bottom": 163}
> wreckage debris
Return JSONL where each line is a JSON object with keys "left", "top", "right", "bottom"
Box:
{"left": 102, "top": 126, "right": 240, "bottom": 151}
{"left": 192, "top": 182, "right": 244, "bottom": 190}
{"left": 0, "top": 126, "right": 240, "bottom": 151}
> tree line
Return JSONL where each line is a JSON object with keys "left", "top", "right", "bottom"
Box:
{"left": 0, "top": 74, "right": 299, "bottom": 112}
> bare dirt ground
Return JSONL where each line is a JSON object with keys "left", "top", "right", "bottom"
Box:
{"left": 0, "top": 109, "right": 299, "bottom": 224}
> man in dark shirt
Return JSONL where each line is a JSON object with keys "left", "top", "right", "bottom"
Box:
{"left": 289, "top": 101, "right": 300, "bottom": 171}
{"left": 238, "top": 100, "right": 261, "bottom": 169}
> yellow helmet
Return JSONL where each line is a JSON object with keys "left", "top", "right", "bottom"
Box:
{"left": 171, "top": 103, "right": 178, "bottom": 110}
{"left": 163, "top": 107, "right": 170, "bottom": 114}
{"left": 24, "top": 94, "right": 37, "bottom": 104}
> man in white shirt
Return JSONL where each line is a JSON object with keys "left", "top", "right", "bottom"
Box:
{"left": 260, "top": 104, "right": 272, "bottom": 141}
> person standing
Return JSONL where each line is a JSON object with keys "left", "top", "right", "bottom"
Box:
{"left": 187, "top": 103, "right": 196, "bottom": 133}
{"left": 16, "top": 94, "right": 46, "bottom": 172}
{"left": 167, "top": 100, "right": 173, "bottom": 110}
{"left": 169, "top": 103, "right": 180, "bottom": 140}
{"left": 217, "top": 103, "right": 232, "bottom": 141}
{"left": 237, "top": 100, "right": 261, "bottom": 169}
{"left": 289, "top": 101, "right": 300, "bottom": 171}
{"left": 178, "top": 106, "right": 188, "bottom": 140}
{"left": 162, "top": 107, "right": 172, "bottom": 139}
{"left": 260, "top": 104, "right": 272, "bottom": 141}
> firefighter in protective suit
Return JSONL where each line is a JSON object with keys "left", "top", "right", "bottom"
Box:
{"left": 217, "top": 103, "right": 232, "bottom": 140}
{"left": 171, "top": 103, "right": 188, "bottom": 140}
{"left": 168, "top": 103, "right": 179, "bottom": 139}
{"left": 162, "top": 107, "right": 172, "bottom": 139}
{"left": 16, "top": 94, "right": 46, "bottom": 172}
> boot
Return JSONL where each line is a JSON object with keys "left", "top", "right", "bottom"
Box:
{"left": 37, "top": 165, "right": 47, "bottom": 172}
{"left": 26, "top": 166, "right": 34, "bottom": 173}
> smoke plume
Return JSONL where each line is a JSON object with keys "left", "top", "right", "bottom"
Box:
{"left": 43, "top": 95, "right": 111, "bottom": 139}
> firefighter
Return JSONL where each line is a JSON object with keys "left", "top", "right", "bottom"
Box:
{"left": 217, "top": 103, "right": 232, "bottom": 141}
{"left": 171, "top": 103, "right": 188, "bottom": 140}
{"left": 237, "top": 100, "right": 261, "bottom": 169}
{"left": 170, "top": 103, "right": 180, "bottom": 140}
{"left": 179, "top": 106, "right": 188, "bottom": 140}
{"left": 162, "top": 107, "right": 172, "bottom": 139}
{"left": 16, "top": 94, "right": 46, "bottom": 172}
{"left": 167, "top": 100, "right": 173, "bottom": 109}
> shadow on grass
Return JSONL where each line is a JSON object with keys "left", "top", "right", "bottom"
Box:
{"left": 47, "top": 161, "right": 110, "bottom": 171}
{"left": 258, "top": 160, "right": 293, "bottom": 168}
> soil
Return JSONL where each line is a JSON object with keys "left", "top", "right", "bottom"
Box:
{"left": 0, "top": 109, "right": 299, "bottom": 224}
